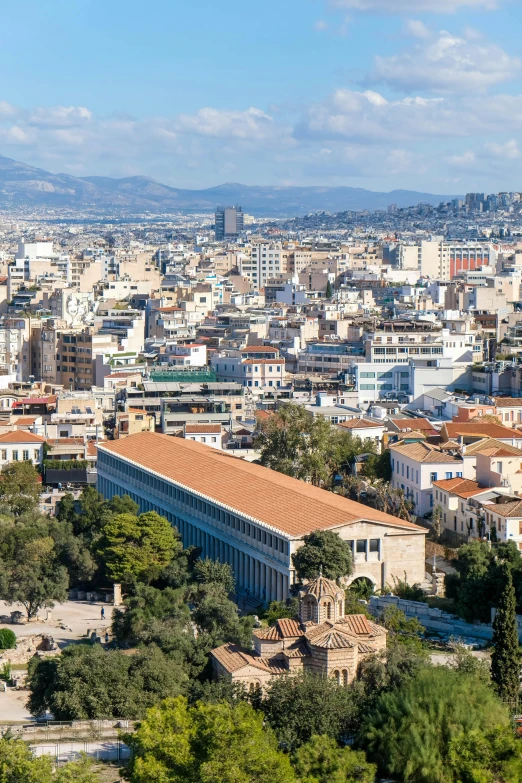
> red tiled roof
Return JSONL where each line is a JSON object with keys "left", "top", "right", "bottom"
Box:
{"left": 432, "top": 478, "right": 490, "bottom": 498}
{"left": 389, "top": 418, "right": 438, "bottom": 433}
{"left": 0, "top": 430, "right": 44, "bottom": 444}
{"left": 98, "top": 432, "right": 426, "bottom": 538}
{"left": 338, "top": 418, "right": 382, "bottom": 430}
{"left": 443, "top": 422, "right": 518, "bottom": 439}
{"left": 184, "top": 424, "right": 222, "bottom": 434}
{"left": 240, "top": 346, "right": 279, "bottom": 353}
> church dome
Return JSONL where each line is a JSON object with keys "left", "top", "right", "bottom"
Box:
{"left": 300, "top": 574, "right": 344, "bottom": 601}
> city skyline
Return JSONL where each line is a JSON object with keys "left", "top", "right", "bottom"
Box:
{"left": 0, "top": 0, "right": 521, "bottom": 192}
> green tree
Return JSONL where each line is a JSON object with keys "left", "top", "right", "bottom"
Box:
{"left": 0, "top": 461, "right": 41, "bottom": 515}
{"left": 263, "top": 597, "right": 299, "bottom": 625}
{"left": 292, "top": 530, "right": 353, "bottom": 582}
{"left": 3, "top": 535, "right": 68, "bottom": 619}
{"left": 55, "top": 491, "right": 76, "bottom": 523}
{"left": 325, "top": 280, "right": 333, "bottom": 299}
{"left": 293, "top": 734, "right": 376, "bottom": 783}
{"left": 447, "top": 726, "right": 522, "bottom": 783}
{"left": 262, "top": 672, "right": 361, "bottom": 751}
{"left": 491, "top": 563, "right": 520, "bottom": 706}
{"left": 359, "top": 450, "right": 391, "bottom": 482}
{"left": 0, "top": 628, "right": 16, "bottom": 649}
{"left": 0, "top": 738, "right": 96, "bottom": 782}
{"left": 123, "top": 696, "right": 296, "bottom": 783}
{"left": 379, "top": 605, "right": 425, "bottom": 651}
{"left": 27, "top": 643, "right": 188, "bottom": 720}
{"left": 194, "top": 558, "right": 235, "bottom": 593}
{"left": 361, "top": 666, "right": 512, "bottom": 783}
{"left": 97, "top": 511, "right": 180, "bottom": 584}
{"left": 192, "top": 583, "right": 254, "bottom": 649}
{"left": 254, "top": 403, "right": 374, "bottom": 487}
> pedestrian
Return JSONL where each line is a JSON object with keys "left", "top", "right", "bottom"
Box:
{"left": 100, "top": 606, "right": 105, "bottom": 620}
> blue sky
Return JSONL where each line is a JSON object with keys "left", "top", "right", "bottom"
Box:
{"left": 0, "top": 0, "right": 521, "bottom": 192}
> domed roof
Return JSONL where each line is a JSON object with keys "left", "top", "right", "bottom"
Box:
{"left": 300, "top": 573, "right": 343, "bottom": 600}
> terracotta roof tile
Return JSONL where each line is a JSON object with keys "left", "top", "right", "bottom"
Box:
{"left": 98, "top": 432, "right": 426, "bottom": 538}
{"left": 338, "top": 418, "right": 383, "bottom": 430}
{"left": 184, "top": 424, "right": 222, "bottom": 434}
{"left": 486, "top": 500, "right": 522, "bottom": 519}
{"left": 210, "top": 643, "right": 271, "bottom": 673}
{"left": 0, "top": 430, "right": 45, "bottom": 444}
{"left": 390, "top": 440, "right": 462, "bottom": 464}
{"left": 432, "top": 478, "right": 490, "bottom": 499}
{"left": 464, "top": 438, "right": 522, "bottom": 456}
{"left": 443, "top": 422, "right": 518, "bottom": 439}
{"left": 492, "top": 397, "right": 522, "bottom": 407}
{"left": 389, "top": 417, "right": 437, "bottom": 432}
{"left": 338, "top": 614, "right": 373, "bottom": 635}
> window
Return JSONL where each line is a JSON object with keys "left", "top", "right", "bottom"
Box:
{"left": 497, "top": 462, "right": 503, "bottom": 473}
{"left": 430, "top": 472, "right": 438, "bottom": 482}
{"left": 445, "top": 472, "right": 452, "bottom": 480}
{"left": 12, "top": 451, "right": 18, "bottom": 461}
{"left": 1, "top": 451, "right": 6, "bottom": 461}
{"left": 22, "top": 450, "right": 29, "bottom": 461}
{"left": 356, "top": 540, "right": 367, "bottom": 553}
{"left": 456, "top": 472, "right": 463, "bottom": 478}
{"left": 369, "top": 539, "right": 380, "bottom": 553}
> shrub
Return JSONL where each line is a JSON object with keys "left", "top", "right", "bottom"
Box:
{"left": 0, "top": 629, "right": 16, "bottom": 650}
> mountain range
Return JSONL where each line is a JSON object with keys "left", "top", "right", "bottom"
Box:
{"left": 0, "top": 154, "right": 459, "bottom": 217}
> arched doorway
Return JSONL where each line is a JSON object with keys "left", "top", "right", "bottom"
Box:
{"left": 347, "top": 576, "right": 375, "bottom": 600}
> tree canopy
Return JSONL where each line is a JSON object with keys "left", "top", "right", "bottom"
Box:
{"left": 0, "top": 738, "right": 96, "bottom": 782}
{"left": 123, "top": 696, "right": 296, "bottom": 783}
{"left": 254, "top": 403, "right": 377, "bottom": 487}
{"left": 97, "top": 510, "right": 181, "bottom": 584}
{"left": 0, "top": 461, "right": 41, "bottom": 515}
{"left": 292, "top": 530, "right": 353, "bottom": 581}
{"left": 261, "top": 671, "right": 362, "bottom": 751}
{"left": 27, "top": 642, "right": 188, "bottom": 720}
{"left": 293, "top": 734, "right": 376, "bottom": 783}
{"left": 360, "top": 666, "right": 515, "bottom": 783}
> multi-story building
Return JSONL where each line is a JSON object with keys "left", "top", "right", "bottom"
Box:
{"left": 215, "top": 206, "right": 244, "bottom": 241}
{"left": 97, "top": 431, "right": 427, "bottom": 602}
{"left": 211, "top": 346, "right": 287, "bottom": 396}
{"left": 240, "top": 242, "right": 288, "bottom": 289}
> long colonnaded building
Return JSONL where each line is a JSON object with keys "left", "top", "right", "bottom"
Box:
{"left": 96, "top": 431, "right": 426, "bottom": 602}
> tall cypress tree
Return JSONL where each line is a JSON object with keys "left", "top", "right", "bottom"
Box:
{"left": 491, "top": 563, "right": 520, "bottom": 707}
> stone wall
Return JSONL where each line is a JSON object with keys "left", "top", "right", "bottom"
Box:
{"left": 0, "top": 634, "right": 59, "bottom": 665}
{"left": 369, "top": 595, "right": 522, "bottom": 644}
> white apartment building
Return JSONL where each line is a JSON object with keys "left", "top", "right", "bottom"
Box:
{"left": 211, "top": 347, "right": 286, "bottom": 396}
{"left": 0, "top": 430, "right": 45, "bottom": 468}
{"left": 240, "top": 242, "right": 288, "bottom": 288}
{"left": 390, "top": 439, "right": 470, "bottom": 517}
{"left": 166, "top": 344, "right": 207, "bottom": 367}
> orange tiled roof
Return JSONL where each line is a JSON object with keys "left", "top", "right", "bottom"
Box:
{"left": 443, "top": 422, "right": 518, "bottom": 440}
{"left": 211, "top": 643, "right": 271, "bottom": 673}
{"left": 338, "top": 418, "right": 382, "bottom": 430}
{"left": 0, "top": 430, "right": 44, "bottom": 444}
{"left": 487, "top": 500, "right": 522, "bottom": 518}
{"left": 184, "top": 424, "right": 222, "bottom": 434}
{"left": 390, "top": 440, "right": 462, "bottom": 464}
{"left": 432, "top": 477, "right": 490, "bottom": 499}
{"left": 389, "top": 417, "right": 438, "bottom": 432}
{"left": 98, "top": 432, "right": 426, "bottom": 538}
{"left": 492, "top": 397, "right": 522, "bottom": 408}
{"left": 464, "top": 438, "right": 522, "bottom": 457}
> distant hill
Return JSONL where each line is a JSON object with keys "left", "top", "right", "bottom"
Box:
{"left": 0, "top": 154, "right": 459, "bottom": 216}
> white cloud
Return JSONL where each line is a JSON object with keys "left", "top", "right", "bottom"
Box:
{"left": 28, "top": 106, "right": 93, "bottom": 128}
{"left": 445, "top": 150, "right": 477, "bottom": 167}
{"left": 484, "top": 139, "right": 522, "bottom": 159}
{"left": 174, "top": 107, "right": 279, "bottom": 140}
{"left": 329, "top": 0, "right": 499, "bottom": 12}
{"left": 371, "top": 29, "right": 519, "bottom": 93}
{"left": 314, "top": 19, "right": 328, "bottom": 31}
{"left": 405, "top": 20, "right": 430, "bottom": 39}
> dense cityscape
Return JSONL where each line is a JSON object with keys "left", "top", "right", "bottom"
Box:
{"left": 2, "top": 0, "right": 522, "bottom": 779}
